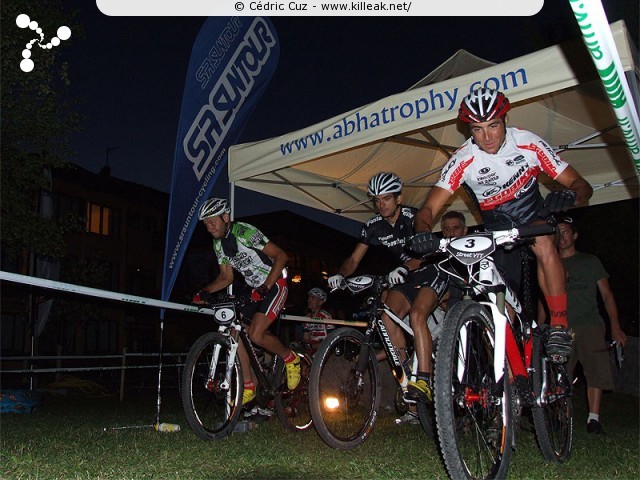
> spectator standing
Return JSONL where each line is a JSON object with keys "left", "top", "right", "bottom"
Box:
{"left": 557, "top": 217, "right": 627, "bottom": 434}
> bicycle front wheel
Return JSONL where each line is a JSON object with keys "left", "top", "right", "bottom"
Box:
{"left": 531, "top": 326, "right": 573, "bottom": 462}
{"left": 309, "top": 328, "right": 381, "bottom": 450}
{"left": 181, "top": 332, "right": 243, "bottom": 440}
{"left": 434, "top": 300, "right": 513, "bottom": 480}
{"left": 275, "top": 352, "right": 313, "bottom": 432}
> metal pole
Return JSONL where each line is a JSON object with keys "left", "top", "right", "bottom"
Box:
{"left": 119, "top": 347, "right": 126, "bottom": 402}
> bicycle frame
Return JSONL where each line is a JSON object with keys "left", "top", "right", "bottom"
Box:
{"left": 345, "top": 276, "right": 418, "bottom": 395}
{"left": 239, "top": 327, "right": 282, "bottom": 396}
{"left": 413, "top": 224, "right": 573, "bottom": 475}
{"left": 428, "top": 226, "right": 553, "bottom": 406}
{"left": 207, "top": 308, "right": 281, "bottom": 401}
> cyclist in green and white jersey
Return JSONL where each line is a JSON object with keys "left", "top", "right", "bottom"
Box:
{"left": 193, "top": 198, "right": 300, "bottom": 405}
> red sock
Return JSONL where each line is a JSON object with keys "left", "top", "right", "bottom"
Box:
{"left": 283, "top": 350, "right": 297, "bottom": 363}
{"left": 244, "top": 380, "right": 255, "bottom": 391}
{"left": 545, "top": 294, "right": 568, "bottom": 328}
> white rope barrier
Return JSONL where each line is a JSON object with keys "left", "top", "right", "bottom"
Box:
{"left": 0, "top": 271, "right": 215, "bottom": 315}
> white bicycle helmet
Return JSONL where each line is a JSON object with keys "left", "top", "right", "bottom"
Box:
{"left": 458, "top": 87, "right": 510, "bottom": 124}
{"left": 367, "top": 172, "right": 403, "bottom": 196}
{"left": 308, "top": 287, "right": 328, "bottom": 301}
{"left": 198, "top": 198, "right": 230, "bottom": 220}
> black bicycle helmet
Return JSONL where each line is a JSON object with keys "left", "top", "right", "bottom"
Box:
{"left": 198, "top": 198, "right": 230, "bottom": 220}
{"left": 367, "top": 172, "right": 403, "bottom": 196}
{"left": 458, "top": 87, "right": 511, "bottom": 124}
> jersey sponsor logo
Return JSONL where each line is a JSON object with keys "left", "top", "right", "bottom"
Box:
{"left": 378, "top": 234, "right": 405, "bottom": 248}
{"left": 477, "top": 171, "right": 499, "bottom": 185}
{"left": 249, "top": 231, "right": 263, "bottom": 247}
{"left": 385, "top": 238, "right": 405, "bottom": 248}
{"left": 233, "top": 252, "right": 252, "bottom": 270}
{"left": 480, "top": 169, "right": 535, "bottom": 209}
{"left": 446, "top": 157, "right": 474, "bottom": 190}
{"left": 364, "top": 215, "right": 381, "bottom": 228}
{"left": 401, "top": 207, "right": 415, "bottom": 218}
{"left": 439, "top": 157, "right": 459, "bottom": 182}
{"left": 479, "top": 167, "right": 491, "bottom": 174}
{"left": 514, "top": 176, "right": 536, "bottom": 198}
{"left": 502, "top": 165, "right": 526, "bottom": 190}
{"left": 539, "top": 140, "right": 561, "bottom": 165}
{"left": 482, "top": 186, "right": 501, "bottom": 197}
{"left": 506, "top": 154, "right": 526, "bottom": 167}
{"left": 520, "top": 142, "right": 560, "bottom": 177}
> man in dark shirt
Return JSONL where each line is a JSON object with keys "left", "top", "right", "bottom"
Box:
{"left": 328, "top": 172, "right": 447, "bottom": 401}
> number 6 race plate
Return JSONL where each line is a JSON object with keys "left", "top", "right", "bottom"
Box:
{"left": 212, "top": 303, "right": 237, "bottom": 325}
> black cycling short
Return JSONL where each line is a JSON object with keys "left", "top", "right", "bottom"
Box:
{"left": 390, "top": 263, "right": 448, "bottom": 304}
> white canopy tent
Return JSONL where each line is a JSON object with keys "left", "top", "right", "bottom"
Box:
{"left": 229, "top": 21, "right": 639, "bottom": 231}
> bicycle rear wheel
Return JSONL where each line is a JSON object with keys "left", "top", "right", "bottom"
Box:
{"left": 309, "top": 327, "right": 381, "bottom": 450}
{"left": 531, "top": 326, "right": 573, "bottom": 462}
{"left": 434, "top": 300, "right": 513, "bottom": 480}
{"left": 275, "top": 352, "right": 313, "bottom": 432}
{"left": 181, "top": 332, "right": 243, "bottom": 440}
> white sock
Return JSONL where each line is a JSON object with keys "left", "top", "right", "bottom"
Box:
{"left": 587, "top": 413, "right": 600, "bottom": 423}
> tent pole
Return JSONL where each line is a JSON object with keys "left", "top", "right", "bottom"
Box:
{"left": 230, "top": 181, "right": 235, "bottom": 221}
{"left": 568, "top": 0, "right": 640, "bottom": 174}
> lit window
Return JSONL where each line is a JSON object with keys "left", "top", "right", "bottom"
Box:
{"left": 86, "top": 202, "right": 112, "bottom": 236}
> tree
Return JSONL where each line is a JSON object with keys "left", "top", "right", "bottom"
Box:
{"left": 1, "top": 0, "right": 82, "bottom": 265}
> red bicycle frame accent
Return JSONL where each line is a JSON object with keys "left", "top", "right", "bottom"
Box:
{"left": 504, "top": 322, "right": 534, "bottom": 378}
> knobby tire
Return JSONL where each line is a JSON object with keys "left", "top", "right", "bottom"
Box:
{"left": 434, "top": 300, "right": 514, "bottom": 480}
{"left": 181, "top": 332, "right": 243, "bottom": 440}
{"left": 531, "top": 325, "right": 574, "bottom": 462}
{"left": 309, "top": 327, "right": 381, "bottom": 450}
{"left": 275, "top": 352, "right": 313, "bottom": 432}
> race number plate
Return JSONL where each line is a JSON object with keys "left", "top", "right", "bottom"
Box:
{"left": 212, "top": 303, "right": 237, "bottom": 325}
{"left": 346, "top": 275, "right": 374, "bottom": 293}
{"left": 446, "top": 233, "right": 495, "bottom": 265}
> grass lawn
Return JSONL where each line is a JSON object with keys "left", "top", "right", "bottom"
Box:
{"left": 1, "top": 382, "right": 638, "bottom": 479}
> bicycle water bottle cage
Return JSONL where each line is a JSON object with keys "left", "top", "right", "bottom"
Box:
{"left": 446, "top": 233, "right": 495, "bottom": 266}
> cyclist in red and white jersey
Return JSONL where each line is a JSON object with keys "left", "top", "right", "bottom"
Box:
{"left": 415, "top": 87, "right": 593, "bottom": 362}
{"left": 302, "top": 287, "right": 334, "bottom": 353}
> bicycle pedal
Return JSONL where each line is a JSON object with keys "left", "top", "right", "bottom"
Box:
{"left": 401, "top": 392, "right": 417, "bottom": 404}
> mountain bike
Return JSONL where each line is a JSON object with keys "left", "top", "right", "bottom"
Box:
{"left": 181, "top": 292, "right": 313, "bottom": 440}
{"left": 308, "top": 274, "right": 442, "bottom": 450}
{"left": 410, "top": 224, "right": 573, "bottom": 480}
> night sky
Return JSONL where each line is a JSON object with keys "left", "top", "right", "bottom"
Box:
{"left": 52, "top": 1, "right": 637, "bottom": 193}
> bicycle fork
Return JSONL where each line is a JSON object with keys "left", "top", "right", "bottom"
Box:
{"left": 206, "top": 328, "right": 239, "bottom": 395}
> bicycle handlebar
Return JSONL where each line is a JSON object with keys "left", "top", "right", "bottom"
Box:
{"left": 514, "top": 223, "right": 556, "bottom": 238}
{"left": 408, "top": 222, "right": 556, "bottom": 256}
{"left": 195, "top": 291, "right": 256, "bottom": 309}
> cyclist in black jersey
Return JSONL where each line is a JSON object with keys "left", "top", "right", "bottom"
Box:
{"left": 328, "top": 173, "right": 447, "bottom": 401}
{"left": 192, "top": 198, "right": 301, "bottom": 405}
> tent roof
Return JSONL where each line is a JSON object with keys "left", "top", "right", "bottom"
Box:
{"left": 409, "top": 49, "right": 495, "bottom": 89}
{"left": 229, "top": 21, "right": 639, "bottom": 232}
